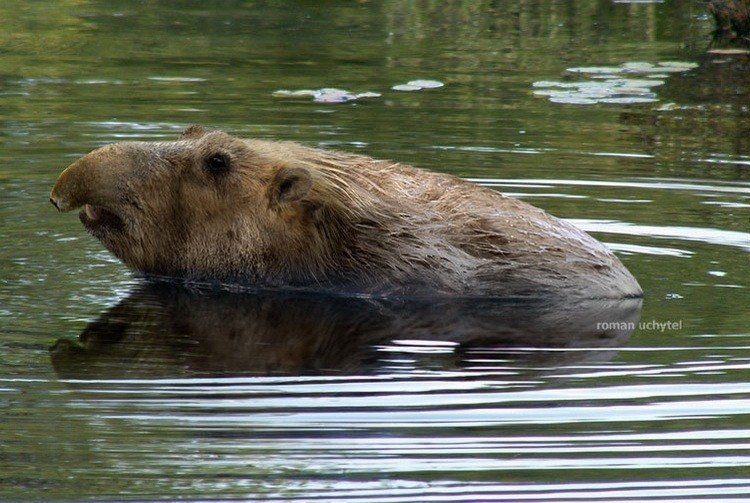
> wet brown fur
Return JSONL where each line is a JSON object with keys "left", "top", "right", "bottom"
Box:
{"left": 50, "top": 126, "right": 642, "bottom": 298}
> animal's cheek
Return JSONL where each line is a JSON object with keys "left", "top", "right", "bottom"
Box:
{"left": 270, "top": 205, "right": 312, "bottom": 229}
{"left": 270, "top": 200, "right": 324, "bottom": 226}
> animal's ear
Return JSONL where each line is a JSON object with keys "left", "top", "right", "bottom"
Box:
{"left": 272, "top": 167, "right": 313, "bottom": 204}
{"left": 180, "top": 125, "right": 209, "bottom": 140}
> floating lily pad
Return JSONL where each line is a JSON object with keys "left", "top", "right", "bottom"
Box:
{"left": 273, "top": 87, "right": 381, "bottom": 103}
{"left": 535, "top": 60, "right": 697, "bottom": 106}
{"left": 614, "top": 87, "right": 657, "bottom": 96}
{"left": 532, "top": 89, "right": 572, "bottom": 97}
{"left": 532, "top": 90, "right": 556, "bottom": 97}
{"left": 272, "top": 89, "right": 318, "bottom": 97}
{"left": 392, "top": 84, "right": 422, "bottom": 91}
{"left": 312, "top": 88, "right": 358, "bottom": 103}
{"left": 598, "top": 96, "right": 659, "bottom": 104}
{"left": 532, "top": 81, "right": 584, "bottom": 89}
{"left": 658, "top": 61, "right": 699, "bottom": 69}
{"left": 567, "top": 61, "right": 698, "bottom": 76}
{"left": 549, "top": 96, "right": 599, "bottom": 105}
{"left": 621, "top": 61, "right": 656, "bottom": 72}
{"left": 392, "top": 79, "right": 444, "bottom": 91}
{"left": 408, "top": 79, "right": 444, "bottom": 88}
{"left": 612, "top": 78, "right": 665, "bottom": 88}
{"left": 577, "top": 90, "right": 615, "bottom": 100}
{"left": 642, "top": 66, "right": 688, "bottom": 73}
{"left": 707, "top": 48, "right": 750, "bottom": 55}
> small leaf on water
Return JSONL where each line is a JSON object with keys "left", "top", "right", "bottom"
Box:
{"left": 658, "top": 61, "right": 700, "bottom": 68}
{"left": 272, "top": 89, "right": 318, "bottom": 97}
{"left": 612, "top": 79, "right": 665, "bottom": 88}
{"left": 532, "top": 81, "right": 584, "bottom": 88}
{"left": 621, "top": 62, "right": 655, "bottom": 71}
{"left": 598, "top": 96, "right": 659, "bottom": 104}
{"left": 273, "top": 87, "right": 381, "bottom": 103}
{"left": 406, "top": 79, "right": 444, "bottom": 89}
{"left": 549, "top": 96, "right": 599, "bottom": 105}
{"left": 614, "top": 88, "right": 657, "bottom": 97}
{"left": 392, "top": 84, "right": 422, "bottom": 91}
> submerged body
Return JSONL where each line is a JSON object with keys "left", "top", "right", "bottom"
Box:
{"left": 50, "top": 126, "right": 642, "bottom": 298}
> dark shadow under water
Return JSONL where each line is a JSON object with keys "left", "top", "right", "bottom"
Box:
{"left": 50, "top": 282, "right": 642, "bottom": 379}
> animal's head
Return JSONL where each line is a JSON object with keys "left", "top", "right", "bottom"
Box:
{"left": 50, "top": 126, "right": 323, "bottom": 282}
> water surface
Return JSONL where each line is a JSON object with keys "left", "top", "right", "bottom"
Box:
{"left": 2, "top": 1, "right": 750, "bottom": 501}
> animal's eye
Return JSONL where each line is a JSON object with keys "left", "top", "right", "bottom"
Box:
{"left": 205, "top": 153, "right": 230, "bottom": 174}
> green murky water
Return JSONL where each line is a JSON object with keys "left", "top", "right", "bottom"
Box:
{"left": 2, "top": 1, "right": 750, "bottom": 501}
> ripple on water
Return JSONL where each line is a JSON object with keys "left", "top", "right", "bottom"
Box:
{"left": 470, "top": 177, "right": 750, "bottom": 252}
{"left": 8, "top": 134, "right": 750, "bottom": 501}
{"left": 15, "top": 365, "right": 745, "bottom": 501}
{"left": 573, "top": 220, "right": 750, "bottom": 252}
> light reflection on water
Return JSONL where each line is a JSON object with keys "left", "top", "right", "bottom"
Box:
{"left": 48, "top": 283, "right": 641, "bottom": 378}
{"left": 7, "top": 358, "right": 748, "bottom": 501}
{"left": 4, "top": 170, "right": 750, "bottom": 500}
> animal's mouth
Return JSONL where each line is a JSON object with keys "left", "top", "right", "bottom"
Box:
{"left": 79, "top": 204, "right": 125, "bottom": 235}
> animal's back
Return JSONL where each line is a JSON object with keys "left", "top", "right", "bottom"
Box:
{"left": 249, "top": 140, "right": 641, "bottom": 298}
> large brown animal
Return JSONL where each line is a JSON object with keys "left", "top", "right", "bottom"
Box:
{"left": 50, "top": 126, "right": 642, "bottom": 298}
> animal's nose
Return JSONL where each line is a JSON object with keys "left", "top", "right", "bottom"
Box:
{"left": 50, "top": 196, "right": 61, "bottom": 211}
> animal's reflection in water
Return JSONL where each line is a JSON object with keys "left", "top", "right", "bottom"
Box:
{"left": 51, "top": 283, "right": 642, "bottom": 379}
